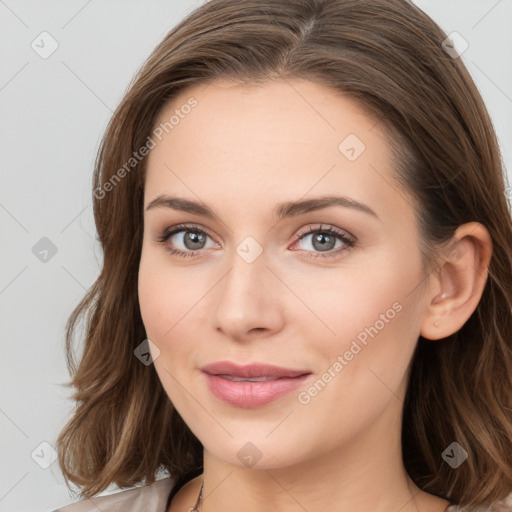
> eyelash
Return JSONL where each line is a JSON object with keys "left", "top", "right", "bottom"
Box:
{"left": 156, "top": 223, "right": 356, "bottom": 260}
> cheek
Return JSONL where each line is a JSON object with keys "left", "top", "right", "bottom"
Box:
{"left": 138, "top": 252, "right": 201, "bottom": 407}
{"left": 315, "top": 277, "right": 407, "bottom": 349}
{"left": 290, "top": 247, "right": 423, "bottom": 388}
{"left": 137, "top": 249, "right": 211, "bottom": 358}
{"left": 138, "top": 255, "right": 165, "bottom": 338}
{"left": 138, "top": 248, "right": 183, "bottom": 345}
{"left": 286, "top": 255, "right": 418, "bottom": 350}
{"left": 305, "top": 287, "right": 410, "bottom": 402}
{"left": 138, "top": 243, "right": 174, "bottom": 317}
{"left": 293, "top": 280, "right": 420, "bottom": 442}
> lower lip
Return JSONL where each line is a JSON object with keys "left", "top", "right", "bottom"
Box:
{"left": 203, "top": 372, "right": 312, "bottom": 408}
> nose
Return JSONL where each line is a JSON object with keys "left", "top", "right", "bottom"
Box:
{"left": 213, "top": 251, "right": 285, "bottom": 342}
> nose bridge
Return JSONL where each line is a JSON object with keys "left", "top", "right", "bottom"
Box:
{"left": 213, "top": 241, "right": 282, "bottom": 339}
{"left": 222, "top": 233, "right": 268, "bottom": 297}
{"left": 219, "top": 247, "right": 267, "bottom": 314}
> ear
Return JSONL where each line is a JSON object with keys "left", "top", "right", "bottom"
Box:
{"left": 420, "top": 222, "right": 493, "bottom": 341}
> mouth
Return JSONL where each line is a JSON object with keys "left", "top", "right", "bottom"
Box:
{"left": 200, "top": 361, "right": 313, "bottom": 408}
{"left": 200, "top": 360, "right": 311, "bottom": 379}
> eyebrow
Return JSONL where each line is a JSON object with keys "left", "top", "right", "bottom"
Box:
{"left": 145, "top": 194, "right": 379, "bottom": 221}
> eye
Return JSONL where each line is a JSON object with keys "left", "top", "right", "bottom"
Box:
{"left": 156, "top": 223, "right": 219, "bottom": 258}
{"left": 156, "top": 222, "right": 356, "bottom": 260}
{"left": 290, "top": 224, "right": 356, "bottom": 259}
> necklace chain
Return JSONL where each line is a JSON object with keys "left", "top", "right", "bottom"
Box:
{"left": 188, "top": 477, "right": 451, "bottom": 512}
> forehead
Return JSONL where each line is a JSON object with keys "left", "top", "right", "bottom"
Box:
{"left": 144, "top": 78, "right": 413, "bottom": 225}
{"left": 151, "top": 78, "right": 382, "bottom": 159}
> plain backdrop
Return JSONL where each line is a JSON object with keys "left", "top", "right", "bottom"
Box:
{"left": 1, "top": 1, "right": 511, "bottom": 511}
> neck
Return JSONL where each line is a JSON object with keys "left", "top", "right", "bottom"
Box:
{"left": 196, "top": 397, "right": 448, "bottom": 512}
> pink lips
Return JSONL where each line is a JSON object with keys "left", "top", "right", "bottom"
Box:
{"left": 201, "top": 361, "right": 312, "bottom": 408}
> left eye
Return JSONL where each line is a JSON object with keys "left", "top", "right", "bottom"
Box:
{"left": 290, "top": 224, "right": 355, "bottom": 258}
{"left": 293, "top": 231, "right": 345, "bottom": 252}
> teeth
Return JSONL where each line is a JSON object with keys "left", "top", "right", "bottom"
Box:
{"left": 220, "top": 375, "right": 280, "bottom": 382}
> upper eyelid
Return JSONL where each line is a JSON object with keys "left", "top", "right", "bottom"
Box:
{"left": 162, "top": 223, "right": 213, "bottom": 238}
{"left": 159, "top": 223, "right": 355, "bottom": 245}
{"left": 295, "top": 223, "right": 355, "bottom": 241}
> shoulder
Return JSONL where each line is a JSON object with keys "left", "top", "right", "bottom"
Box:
{"left": 445, "top": 491, "right": 512, "bottom": 512}
{"left": 53, "top": 477, "right": 175, "bottom": 512}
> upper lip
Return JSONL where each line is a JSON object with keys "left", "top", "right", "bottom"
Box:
{"left": 201, "top": 361, "right": 311, "bottom": 379}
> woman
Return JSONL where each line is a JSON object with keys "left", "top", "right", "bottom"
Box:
{"left": 54, "top": 0, "right": 512, "bottom": 511}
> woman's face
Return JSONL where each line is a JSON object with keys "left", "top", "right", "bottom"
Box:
{"left": 138, "top": 78, "right": 430, "bottom": 469}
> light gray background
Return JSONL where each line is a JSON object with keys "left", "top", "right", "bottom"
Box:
{"left": 1, "top": 1, "right": 511, "bottom": 511}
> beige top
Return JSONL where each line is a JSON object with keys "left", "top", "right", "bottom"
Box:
{"left": 53, "top": 477, "right": 175, "bottom": 512}
{"left": 53, "top": 477, "right": 512, "bottom": 512}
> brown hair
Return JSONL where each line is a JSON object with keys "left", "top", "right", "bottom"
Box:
{"left": 56, "top": 0, "right": 512, "bottom": 508}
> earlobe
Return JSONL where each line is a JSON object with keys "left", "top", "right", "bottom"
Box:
{"left": 420, "top": 222, "right": 492, "bottom": 341}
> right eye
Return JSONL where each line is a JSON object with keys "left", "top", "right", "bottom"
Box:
{"left": 157, "top": 223, "right": 220, "bottom": 258}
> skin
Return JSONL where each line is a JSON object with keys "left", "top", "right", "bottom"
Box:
{"left": 137, "top": 78, "right": 492, "bottom": 512}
